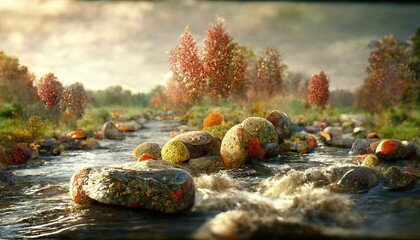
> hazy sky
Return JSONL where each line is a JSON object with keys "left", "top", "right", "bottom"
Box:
{"left": 1, "top": 0, "right": 419, "bottom": 93}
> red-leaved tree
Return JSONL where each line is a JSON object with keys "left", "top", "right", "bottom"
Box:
{"left": 360, "top": 35, "right": 415, "bottom": 112}
{"left": 203, "top": 17, "right": 246, "bottom": 100}
{"left": 37, "top": 73, "right": 64, "bottom": 108}
{"left": 308, "top": 71, "right": 329, "bottom": 109}
{"left": 0, "top": 51, "right": 37, "bottom": 104}
{"left": 169, "top": 26, "right": 206, "bottom": 103}
{"left": 61, "top": 82, "right": 88, "bottom": 118}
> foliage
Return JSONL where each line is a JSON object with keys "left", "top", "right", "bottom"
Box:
{"left": 372, "top": 107, "right": 420, "bottom": 143}
{"left": 27, "top": 115, "right": 43, "bottom": 137}
{"left": 411, "top": 27, "right": 420, "bottom": 63}
{"left": 61, "top": 82, "right": 88, "bottom": 118}
{"left": 169, "top": 26, "right": 206, "bottom": 103}
{"left": 308, "top": 71, "right": 329, "bottom": 109}
{"left": 360, "top": 35, "right": 416, "bottom": 112}
{"left": 284, "top": 72, "right": 308, "bottom": 99}
{"left": 37, "top": 73, "right": 64, "bottom": 108}
{"left": 203, "top": 17, "right": 246, "bottom": 101}
{"left": 0, "top": 103, "right": 22, "bottom": 118}
{"left": 0, "top": 51, "right": 37, "bottom": 105}
{"left": 250, "top": 48, "right": 287, "bottom": 98}
{"left": 329, "top": 89, "right": 356, "bottom": 108}
{"left": 87, "top": 86, "right": 150, "bottom": 107}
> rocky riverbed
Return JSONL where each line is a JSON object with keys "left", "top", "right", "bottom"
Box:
{"left": 1, "top": 119, "right": 419, "bottom": 239}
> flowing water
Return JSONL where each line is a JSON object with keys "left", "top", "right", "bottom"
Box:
{"left": 0, "top": 120, "right": 419, "bottom": 239}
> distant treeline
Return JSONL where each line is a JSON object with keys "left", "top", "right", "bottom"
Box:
{"left": 86, "top": 86, "right": 157, "bottom": 108}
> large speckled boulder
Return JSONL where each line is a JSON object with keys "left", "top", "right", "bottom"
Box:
{"left": 242, "top": 117, "right": 277, "bottom": 145}
{"left": 220, "top": 117, "right": 278, "bottom": 169}
{"left": 336, "top": 167, "right": 380, "bottom": 193}
{"left": 69, "top": 160, "right": 195, "bottom": 213}
{"left": 375, "top": 139, "right": 417, "bottom": 161}
{"left": 161, "top": 140, "right": 190, "bottom": 163}
{"left": 133, "top": 142, "right": 161, "bottom": 159}
{"left": 172, "top": 131, "right": 214, "bottom": 159}
{"left": 220, "top": 124, "right": 248, "bottom": 169}
{"left": 265, "top": 110, "right": 291, "bottom": 143}
{"left": 102, "top": 122, "right": 122, "bottom": 140}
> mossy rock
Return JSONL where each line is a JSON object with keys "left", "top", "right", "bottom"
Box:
{"left": 242, "top": 117, "right": 278, "bottom": 145}
{"left": 161, "top": 140, "right": 190, "bottom": 163}
{"left": 203, "top": 124, "right": 231, "bottom": 141}
{"left": 70, "top": 160, "right": 195, "bottom": 213}
{"left": 133, "top": 142, "right": 161, "bottom": 159}
{"left": 362, "top": 154, "right": 379, "bottom": 167}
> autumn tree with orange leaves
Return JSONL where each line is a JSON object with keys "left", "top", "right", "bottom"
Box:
{"left": 168, "top": 26, "right": 206, "bottom": 105}
{"left": 203, "top": 17, "right": 247, "bottom": 101}
{"left": 308, "top": 71, "right": 329, "bottom": 109}
{"left": 360, "top": 35, "right": 416, "bottom": 112}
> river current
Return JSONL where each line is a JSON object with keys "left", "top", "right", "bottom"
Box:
{"left": 1, "top": 120, "right": 419, "bottom": 239}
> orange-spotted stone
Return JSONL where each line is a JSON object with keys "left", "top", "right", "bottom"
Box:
{"left": 203, "top": 111, "right": 224, "bottom": 129}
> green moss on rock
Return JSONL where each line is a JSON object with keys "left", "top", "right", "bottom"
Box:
{"left": 161, "top": 140, "right": 190, "bottom": 163}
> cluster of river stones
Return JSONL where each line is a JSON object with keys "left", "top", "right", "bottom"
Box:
{"left": 69, "top": 110, "right": 419, "bottom": 213}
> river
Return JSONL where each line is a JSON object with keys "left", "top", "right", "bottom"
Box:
{"left": 1, "top": 120, "right": 419, "bottom": 239}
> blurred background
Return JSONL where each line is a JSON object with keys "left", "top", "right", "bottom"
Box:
{"left": 1, "top": 0, "right": 419, "bottom": 93}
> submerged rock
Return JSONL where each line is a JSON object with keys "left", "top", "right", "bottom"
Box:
{"left": 382, "top": 166, "right": 416, "bottom": 191}
{"left": 133, "top": 142, "right": 161, "bottom": 159}
{"left": 70, "top": 160, "right": 195, "bottom": 213}
{"left": 350, "top": 138, "right": 380, "bottom": 155}
{"left": 61, "top": 138, "right": 100, "bottom": 151}
{"left": 37, "top": 138, "right": 64, "bottom": 156}
{"left": 336, "top": 167, "right": 380, "bottom": 194}
{"left": 320, "top": 127, "right": 354, "bottom": 148}
{"left": 186, "top": 156, "right": 225, "bottom": 175}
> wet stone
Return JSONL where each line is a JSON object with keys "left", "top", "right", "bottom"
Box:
{"left": 242, "top": 117, "right": 278, "bottom": 145}
{"left": 350, "top": 138, "right": 380, "bottom": 155}
{"left": 102, "top": 122, "right": 123, "bottom": 140}
{"left": 172, "top": 131, "right": 214, "bottom": 159}
{"left": 375, "top": 139, "right": 417, "bottom": 161}
{"left": 133, "top": 142, "right": 161, "bottom": 159}
{"left": 362, "top": 154, "right": 379, "bottom": 167}
{"left": 161, "top": 140, "right": 190, "bottom": 163}
{"left": 289, "top": 132, "right": 317, "bottom": 154}
{"left": 264, "top": 143, "right": 279, "bottom": 159}
{"left": 186, "top": 156, "right": 225, "bottom": 175}
{"left": 265, "top": 111, "right": 291, "bottom": 143}
{"left": 70, "top": 160, "right": 195, "bottom": 213}
{"left": 382, "top": 166, "right": 415, "bottom": 191}
{"left": 220, "top": 124, "right": 248, "bottom": 169}
{"left": 337, "top": 167, "right": 380, "bottom": 194}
